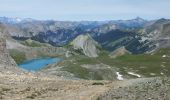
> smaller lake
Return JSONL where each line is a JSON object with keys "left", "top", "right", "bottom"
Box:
{"left": 18, "top": 58, "right": 61, "bottom": 71}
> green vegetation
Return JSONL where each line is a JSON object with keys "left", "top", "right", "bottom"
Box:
{"left": 9, "top": 49, "right": 26, "bottom": 64}
{"left": 62, "top": 64, "right": 90, "bottom": 79}
{"left": 92, "top": 82, "right": 104, "bottom": 85}
{"left": 20, "top": 39, "right": 49, "bottom": 47}
{"left": 108, "top": 36, "right": 129, "bottom": 47}
{"left": 60, "top": 48, "right": 170, "bottom": 79}
{"left": 60, "top": 56, "right": 91, "bottom": 79}
{"left": 114, "top": 48, "right": 170, "bottom": 76}
{"left": 60, "top": 52, "right": 111, "bottom": 79}
{"left": 36, "top": 51, "right": 61, "bottom": 58}
{"left": 96, "top": 48, "right": 170, "bottom": 76}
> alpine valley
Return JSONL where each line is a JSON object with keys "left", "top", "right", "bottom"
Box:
{"left": 1, "top": 17, "right": 170, "bottom": 100}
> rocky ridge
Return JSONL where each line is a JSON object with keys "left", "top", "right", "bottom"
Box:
{"left": 0, "top": 38, "right": 16, "bottom": 66}
{"left": 109, "top": 46, "right": 131, "bottom": 58}
{"left": 70, "top": 34, "right": 101, "bottom": 57}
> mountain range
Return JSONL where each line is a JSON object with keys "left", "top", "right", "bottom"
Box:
{"left": 1, "top": 16, "right": 170, "bottom": 99}
{"left": 1, "top": 16, "right": 167, "bottom": 54}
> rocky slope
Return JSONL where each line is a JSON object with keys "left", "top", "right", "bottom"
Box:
{"left": 109, "top": 46, "right": 131, "bottom": 58}
{"left": 0, "top": 23, "right": 66, "bottom": 63}
{"left": 0, "top": 69, "right": 111, "bottom": 100}
{"left": 98, "top": 77, "right": 170, "bottom": 100}
{"left": 0, "top": 24, "right": 16, "bottom": 66}
{"left": 0, "top": 28, "right": 108, "bottom": 100}
{"left": 140, "top": 18, "right": 170, "bottom": 52}
{"left": 70, "top": 34, "right": 101, "bottom": 57}
{"left": 1, "top": 69, "right": 170, "bottom": 100}
{"left": 0, "top": 38, "right": 16, "bottom": 66}
{"left": 7, "top": 39, "right": 66, "bottom": 64}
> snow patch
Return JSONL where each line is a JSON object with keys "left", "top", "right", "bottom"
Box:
{"left": 128, "top": 72, "right": 141, "bottom": 78}
{"left": 160, "top": 72, "right": 164, "bottom": 75}
{"left": 161, "top": 65, "right": 166, "bottom": 68}
{"left": 65, "top": 51, "right": 71, "bottom": 58}
{"left": 162, "top": 55, "right": 167, "bottom": 58}
{"left": 150, "top": 73, "right": 156, "bottom": 76}
{"left": 139, "top": 37, "right": 148, "bottom": 43}
{"left": 15, "top": 17, "right": 22, "bottom": 22}
{"left": 116, "top": 72, "right": 123, "bottom": 80}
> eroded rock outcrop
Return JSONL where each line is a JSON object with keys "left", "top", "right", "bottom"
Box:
{"left": 109, "top": 46, "right": 131, "bottom": 58}
{"left": 70, "top": 34, "right": 101, "bottom": 57}
{"left": 0, "top": 38, "right": 16, "bottom": 66}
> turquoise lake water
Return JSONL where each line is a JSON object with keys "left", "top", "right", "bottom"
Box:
{"left": 18, "top": 58, "right": 61, "bottom": 71}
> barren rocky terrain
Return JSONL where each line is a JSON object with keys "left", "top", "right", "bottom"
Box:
{"left": 0, "top": 67, "right": 110, "bottom": 100}
{"left": 1, "top": 66, "right": 170, "bottom": 100}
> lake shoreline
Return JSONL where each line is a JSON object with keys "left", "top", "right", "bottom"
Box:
{"left": 18, "top": 57, "right": 61, "bottom": 71}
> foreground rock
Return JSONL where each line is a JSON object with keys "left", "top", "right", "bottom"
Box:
{"left": 0, "top": 69, "right": 170, "bottom": 100}
{"left": 0, "top": 69, "right": 110, "bottom": 100}
{"left": 98, "top": 77, "right": 170, "bottom": 100}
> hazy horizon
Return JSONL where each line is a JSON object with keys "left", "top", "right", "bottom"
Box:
{"left": 0, "top": 16, "right": 167, "bottom": 22}
{"left": 0, "top": 0, "right": 170, "bottom": 21}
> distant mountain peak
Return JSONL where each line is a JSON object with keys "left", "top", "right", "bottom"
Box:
{"left": 0, "top": 16, "right": 35, "bottom": 24}
{"left": 155, "top": 18, "right": 167, "bottom": 24}
{"left": 133, "top": 17, "right": 146, "bottom": 22}
{"left": 135, "top": 16, "right": 143, "bottom": 19}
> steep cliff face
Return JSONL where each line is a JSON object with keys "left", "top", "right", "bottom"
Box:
{"left": 0, "top": 38, "right": 16, "bottom": 66}
{"left": 138, "top": 19, "right": 170, "bottom": 53}
{"left": 70, "top": 34, "right": 101, "bottom": 57}
{"left": 0, "top": 23, "right": 10, "bottom": 38}
{"left": 0, "top": 24, "right": 16, "bottom": 66}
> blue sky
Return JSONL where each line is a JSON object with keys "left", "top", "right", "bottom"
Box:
{"left": 0, "top": 0, "right": 169, "bottom": 21}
